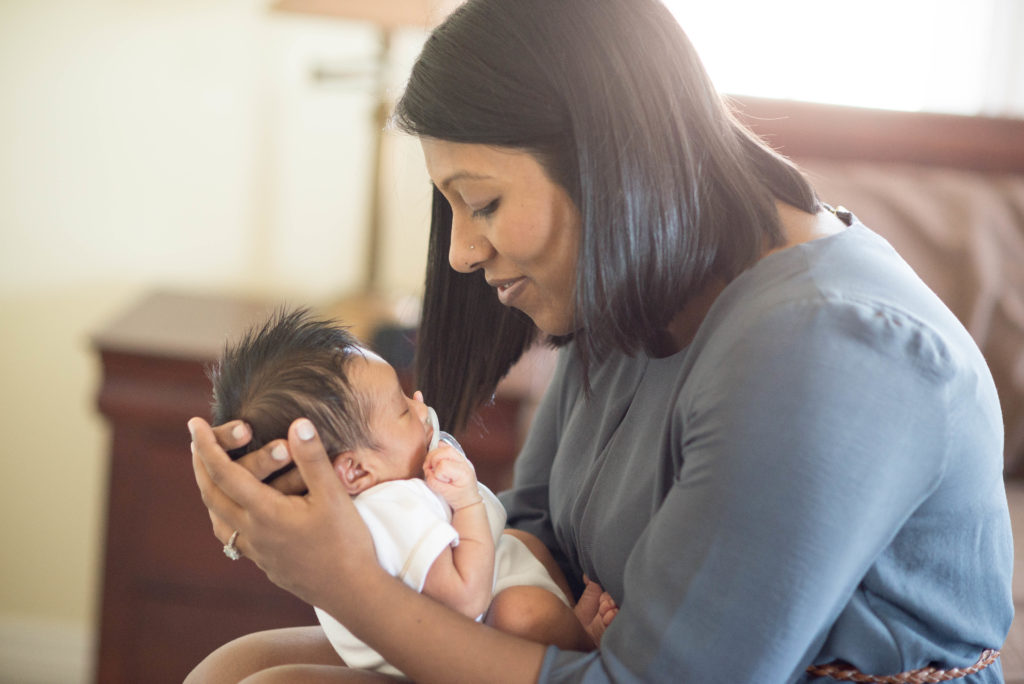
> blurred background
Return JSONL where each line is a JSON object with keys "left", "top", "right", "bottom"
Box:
{"left": 1, "top": 1, "right": 1022, "bottom": 682}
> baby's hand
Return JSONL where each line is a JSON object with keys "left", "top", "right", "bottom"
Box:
{"left": 424, "top": 443, "right": 482, "bottom": 511}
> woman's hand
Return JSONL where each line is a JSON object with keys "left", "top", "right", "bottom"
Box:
{"left": 190, "top": 416, "right": 382, "bottom": 608}
{"left": 205, "top": 419, "right": 308, "bottom": 495}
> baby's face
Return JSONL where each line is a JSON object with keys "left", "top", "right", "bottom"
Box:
{"left": 348, "top": 352, "right": 435, "bottom": 481}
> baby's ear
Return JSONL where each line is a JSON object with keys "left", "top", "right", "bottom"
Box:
{"left": 333, "top": 452, "right": 371, "bottom": 495}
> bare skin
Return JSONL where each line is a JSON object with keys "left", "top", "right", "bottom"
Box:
{"left": 663, "top": 202, "right": 846, "bottom": 354}
{"left": 190, "top": 180, "right": 847, "bottom": 681}
{"left": 185, "top": 626, "right": 370, "bottom": 684}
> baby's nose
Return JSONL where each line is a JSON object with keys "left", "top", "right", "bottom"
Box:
{"left": 413, "top": 398, "right": 429, "bottom": 422}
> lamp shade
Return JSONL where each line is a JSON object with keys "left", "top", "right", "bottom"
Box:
{"left": 272, "top": 0, "right": 462, "bottom": 29}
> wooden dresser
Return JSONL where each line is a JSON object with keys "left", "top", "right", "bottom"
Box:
{"left": 92, "top": 291, "right": 544, "bottom": 683}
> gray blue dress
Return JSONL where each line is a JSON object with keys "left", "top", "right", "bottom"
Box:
{"left": 500, "top": 219, "right": 1013, "bottom": 683}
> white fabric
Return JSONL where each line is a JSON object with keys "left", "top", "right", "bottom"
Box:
{"left": 316, "top": 478, "right": 568, "bottom": 676}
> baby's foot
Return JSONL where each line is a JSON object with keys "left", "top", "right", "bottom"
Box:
{"left": 574, "top": 576, "right": 619, "bottom": 647}
{"left": 588, "top": 591, "right": 618, "bottom": 645}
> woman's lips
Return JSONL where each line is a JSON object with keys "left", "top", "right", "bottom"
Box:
{"left": 492, "top": 277, "right": 527, "bottom": 307}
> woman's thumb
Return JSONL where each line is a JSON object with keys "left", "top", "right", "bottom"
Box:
{"left": 288, "top": 418, "right": 339, "bottom": 496}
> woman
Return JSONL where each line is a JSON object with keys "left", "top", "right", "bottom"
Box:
{"left": 190, "top": 0, "right": 1013, "bottom": 681}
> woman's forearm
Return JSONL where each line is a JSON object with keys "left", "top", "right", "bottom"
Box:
{"left": 337, "top": 566, "right": 549, "bottom": 684}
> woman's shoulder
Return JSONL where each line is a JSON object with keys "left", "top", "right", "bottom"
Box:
{"left": 556, "top": 221, "right": 992, "bottom": 415}
{"left": 700, "top": 223, "right": 984, "bottom": 375}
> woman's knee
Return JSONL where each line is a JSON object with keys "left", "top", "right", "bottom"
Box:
{"left": 185, "top": 626, "right": 337, "bottom": 684}
{"left": 241, "top": 664, "right": 396, "bottom": 683}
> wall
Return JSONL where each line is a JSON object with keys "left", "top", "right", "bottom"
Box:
{"left": 0, "top": 1, "right": 431, "bottom": 681}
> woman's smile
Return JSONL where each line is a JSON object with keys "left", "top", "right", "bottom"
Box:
{"left": 489, "top": 275, "right": 528, "bottom": 306}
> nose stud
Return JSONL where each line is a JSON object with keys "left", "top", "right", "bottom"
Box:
{"left": 469, "top": 244, "right": 475, "bottom": 250}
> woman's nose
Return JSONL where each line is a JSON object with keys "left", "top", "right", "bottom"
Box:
{"left": 448, "top": 216, "right": 490, "bottom": 273}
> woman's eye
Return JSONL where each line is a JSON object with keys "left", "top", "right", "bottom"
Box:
{"left": 472, "top": 199, "right": 499, "bottom": 219}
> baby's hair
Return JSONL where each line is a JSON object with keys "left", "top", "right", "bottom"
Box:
{"left": 209, "top": 307, "right": 374, "bottom": 459}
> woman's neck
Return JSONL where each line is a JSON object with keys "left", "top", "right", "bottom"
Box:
{"left": 657, "top": 278, "right": 727, "bottom": 356}
{"left": 659, "top": 201, "right": 847, "bottom": 355}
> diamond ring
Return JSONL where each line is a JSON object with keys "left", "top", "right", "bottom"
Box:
{"left": 223, "top": 530, "right": 242, "bottom": 560}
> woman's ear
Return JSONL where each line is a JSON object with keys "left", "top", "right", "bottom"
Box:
{"left": 333, "top": 452, "right": 373, "bottom": 495}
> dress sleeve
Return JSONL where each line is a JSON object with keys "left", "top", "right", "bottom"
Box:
{"left": 539, "top": 297, "right": 966, "bottom": 683}
{"left": 499, "top": 349, "right": 580, "bottom": 592}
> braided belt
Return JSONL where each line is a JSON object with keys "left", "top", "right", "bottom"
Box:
{"left": 805, "top": 649, "right": 1000, "bottom": 683}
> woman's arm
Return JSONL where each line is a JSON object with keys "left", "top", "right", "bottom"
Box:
{"left": 525, "top": 296, "right": 1004, "bottom": 682}
{"left": 190, "top": 416, "right": 548, "bottom": 684}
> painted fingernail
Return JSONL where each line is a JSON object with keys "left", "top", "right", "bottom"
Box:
{"left": 271, "top": 444, "right": 289, "bottom": 461}
{"left": 232, "top": 424, "right": 247, "bottom": 440}
{"left": 296, "top": 419, "right": 316, "bottom": 441}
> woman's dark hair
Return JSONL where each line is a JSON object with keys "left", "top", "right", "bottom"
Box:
{"left": 394, "top": 0, "right": 818, "bottom": 432}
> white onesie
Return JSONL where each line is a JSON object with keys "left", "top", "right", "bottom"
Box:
{"left": 314, "top": 478, "right": 569, "bottom": 677}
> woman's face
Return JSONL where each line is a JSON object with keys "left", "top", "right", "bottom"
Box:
{"left": 421, "top": 139, "right": 582, "bottom": 336}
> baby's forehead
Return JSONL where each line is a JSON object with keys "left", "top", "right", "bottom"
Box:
{"left": 351, "top": 346, "right": 384, "bottom": 364}
{"left": 346, "top": 348, "right": 401, "bottom": 402}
